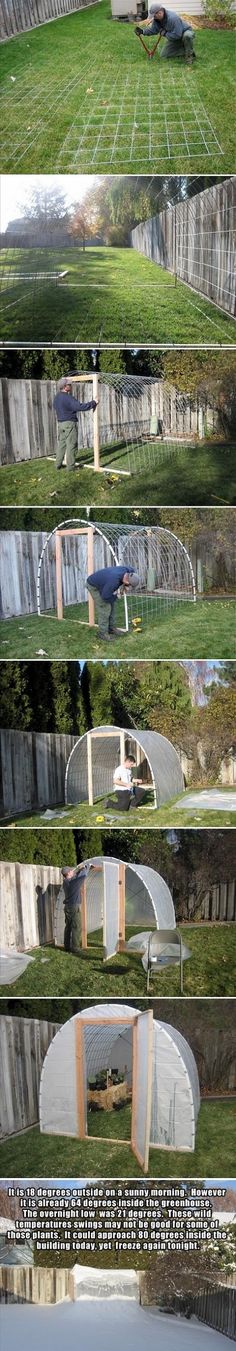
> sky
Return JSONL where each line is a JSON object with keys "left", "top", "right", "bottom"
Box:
{"left": 1, "top": 175, "right": 100, "bottom": 230}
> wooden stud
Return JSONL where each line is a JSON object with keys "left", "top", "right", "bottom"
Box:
{"left": 93, "top": 373, "right": 100, "bottom": 471}
{"left": 81, "top": 879, "right": 87, "bottom": 949}
{"left": 87, "top": 526, "right": 95, "bottom": 627}
{"left": 131, "top": 1010, "right": 153, "bottom": 1174}
{"left": 75, "top": 1019, "right": 86, "bottom": 1138}
{"left": 118, "top": 863, "right": 126, "bottom": 945}
{"left": 55, "top": 532, "right": 63, "bottom": 621}
{"left": 86, "top": 734, "right": 93, "bottom": 805}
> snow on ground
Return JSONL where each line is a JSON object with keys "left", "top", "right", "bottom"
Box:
{"left": 0, "top": 1299, "right": 231, "bottom": 1350}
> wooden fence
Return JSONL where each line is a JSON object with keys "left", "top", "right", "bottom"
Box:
{"left": 0, "top": 0, "right": 96, "bottom": 41}
{"left": 131, "top": 179, "right": 236, "bottom": 318}
{"left": 0, "top": 1015, "right": 60, "bottom": 1137}
{"left": 1, "top": 862, "right": 235, "bottom": 951}
{"left": 0, "top": 1266, "right": 73, "bottom": 1303}
{"left": 191, "top": 1285, "right": 236, "bottom": 1340}
{"left": 1, "top": 523, "right": 235, "bottom": 620}
{"left": 0, "top": 730, "right": 76, "bottom": 817}
{"left": 0, "top": 378, "right": 214, "bottom": 466}
{"left": 0, "top": 861, "right": 61, "bottom": 949}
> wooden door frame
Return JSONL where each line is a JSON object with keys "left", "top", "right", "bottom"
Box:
{"left": 75, "top": 1010, "right": 153, "bottom": 1172}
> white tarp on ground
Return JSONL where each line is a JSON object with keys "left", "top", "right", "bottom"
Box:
{"left": 73, "top": 1265, "right": 139, "bottom": 1299}
{"left": 176, "top": 790, "right": 236, "bottom": 812}
{"left": 0, "top": 1302, "right": 231, "bottom": 1351}
{"left": 0, "top": 949, "right": 34, "bottom": 985}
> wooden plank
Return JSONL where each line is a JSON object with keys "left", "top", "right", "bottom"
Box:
{"left": 118, "top": 863, "right": 126, "bottom": 944}
{"left": 75, "top": 1018, "right": 86, "bottom": 1138}
{"left": 80, "top": 878, "right": 87, "bottom": 948}
{"left": 87, "top": 732, "right": 93, "bottom": 806}
{"left": 55, "top": 532, "right": 63, "bottom": 621}
{"left": 87, "top": 525, "right": 95, "bottom": 626}
{"left": 131, "top": 1009, "right": 153, "bottom": 1174}
{"left": 93, "top": 373, "right": 100, "bottom": 471}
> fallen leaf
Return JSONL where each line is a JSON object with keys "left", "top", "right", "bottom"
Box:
{"left": 10, "top": 76, "right": 16, "bottom": 82}
{"left": 86, "top": 87, "right": 94, "bottom": 94}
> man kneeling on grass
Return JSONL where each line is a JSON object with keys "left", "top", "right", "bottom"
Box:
{"left": 53, "top": 376, "right": 98, "bottom": 471}
{"left": 106, "top": 755, "right": 146, "bottom": 812}
{"left": 61, "top": 861, "right": 95, "bottom": 954}
{"left": 136, "top": 6, "right": 196, "bottom": 65}
{"left": 87, "top": 565, "right": 140, "bottom": 642}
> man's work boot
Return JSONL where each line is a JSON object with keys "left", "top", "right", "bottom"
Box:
{"left": 99, "top": 632, "right": 114, "bottom": 642}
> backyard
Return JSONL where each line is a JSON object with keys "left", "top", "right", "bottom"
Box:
{"left": 0, "top": 438, "right": 235, "bottom": 507}
{"left": 0, "top": 1100, "right": 235, "bottom": 1176}
{"left": 1, "top": 247, "right": 235, "bottom": 344}
{"left": 1, "top": 789, "right": 235, "bottom": 828}
{"left": 1, "top": 599, "right": 235, "bottom": 659}
{"left": 0, "top": 4, "right": 235, "bottom": 174}
{"left": 1, "top": 924, "right": 235, "bottom": 998}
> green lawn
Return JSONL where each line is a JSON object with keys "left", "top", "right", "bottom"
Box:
{"left": 0, "top": 1102, "right": 235, "bottom": 1176}
{"left": 0, "top": 5, "right": 235, "bottom": 172}
{"left": 1, "top": 600, "right": 235, "bottom": 660}
{"left": 1, "top": 789, "right": 235, "bottom": 828}
{"left": 0, "top": 440, "right": 235, "bottom": 506}
{"left": 1, "top": 247, "right": 235, "bottom": 344}
{"left": 0, "top": 925, "right": 235, "bottom": 998}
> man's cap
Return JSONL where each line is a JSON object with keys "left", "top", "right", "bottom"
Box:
{"left": 129, "top": 572, "right": 140, "bottom": 589}
{"left": 61, "top": 865, "right": 73, "bottom": 876}
{"left": 57, "top": 375, "right": 72, "bottom": 390}
{"left": 149, "top": 3, "right": 163, "bottom": 10}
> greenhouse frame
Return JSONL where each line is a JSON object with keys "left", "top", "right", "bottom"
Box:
{"left": 37, "top": 517, "right": 196, "bottom": 629}
{"left": 55, "top": 855, "right": 176, "bottom": 959}
{"left": 65, "top": 726, "right": 184, "bottom": 810}
{"left": 39, "top": 1003, "right": 200, "bottom": 1171}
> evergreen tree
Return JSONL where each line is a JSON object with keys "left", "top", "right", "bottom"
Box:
{"left": 0, "top": 663, "right": 31, "bottom": 729}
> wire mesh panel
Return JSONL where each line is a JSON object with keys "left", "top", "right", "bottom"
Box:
{"left": 98, "top": 374, "right": 199, "bottom": 477}
{"left": 125, "top": 864, "right": 175, "bottom": 930}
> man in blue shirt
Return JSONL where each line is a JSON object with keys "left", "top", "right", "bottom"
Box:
{"left": 61, "top": 861, "right": 95, "bottom": 953}
{"left": 53, "top": 376, "right": 97, "bottom": 471}
{"left": 87, "top": 565, "right": 140, "bottom": 641}
{"left": 136, "top": 7, "right": 195, "bottom": 64}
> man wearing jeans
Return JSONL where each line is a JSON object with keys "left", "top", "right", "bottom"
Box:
{"left": 86, "top": 565, "right": 140, "bottom": 641}
{"left": 136, "top": 7, "right": 195, "bottom": 64}
{"left": 53, "top": 376, "right": 97, "bottom": 471}
{"left": 106, "top": 755, "right": 146, "bottom": 812}
{"left": 61, "top": 861, "right": 94, "bottom": 953}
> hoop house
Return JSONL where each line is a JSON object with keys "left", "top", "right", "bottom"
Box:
{"left": 37, "top": 517, "right": 195, "bottom": 631}
{"left": 55, "top": 855, "right": 176, "bottom": 959}
{"left": 65, "top": 726, "right": 184, "bottom": 810}
{"left": 39, "top": 1003, "right": 200, "bottom": 1170}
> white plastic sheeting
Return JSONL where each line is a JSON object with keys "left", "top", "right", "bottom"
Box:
{"left": 65, "top": 727, "right": 184, "bottom": 808}
{"left": 73, "top": 1265, "right": 139, "bottom": 1299}
{"left": 39, "top": 1003, "right": 200, "bottom": 1153}
{"left": 0, "top": 949, "right": 34, "bottom": 985}
{"left": 55, "top": 855, "right": 175, "bottom": 951}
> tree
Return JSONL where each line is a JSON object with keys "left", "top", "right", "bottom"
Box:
{"left": 70, "top": 199, "right": 102, "bottom": 250}
{"left": 19, "top": 184, "right": 70, "bottom": 229}
{"left": 219, "top": 663, "right": 236, "bottom": 685}
{"left": 173, "top": 829, "right": 236, "bottom": 919}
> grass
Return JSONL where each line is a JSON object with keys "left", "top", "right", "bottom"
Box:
{"left": 1, "top": 600, "right": 235, "bottom": 660}
{"left": 0, "top": 4, "right": 235, "bottom": 172}
{"left": 1, "top": 925, "right": 235, "bottom": 998}
{"left": 1, "top": 788, "right": 235, "bottom": 828}
{"left": 0, "top": 440, "right": 235, "bottom": 507}
{"left": 0, "top": 1102, "right": 235, "bottom": 1176}
{"left": 1, "top": 247, "right": 236, "bottom": 344}
{"left": 87, "top": 1102, "right": 131, "bottom": 1140}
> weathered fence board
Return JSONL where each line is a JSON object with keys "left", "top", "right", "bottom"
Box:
{"left": 0, "top": 861, "right": 61, "bottom": 949}
{"left": 131, "top": 179, "right": 236, "bottom": 318}
{"left": 0, "top": 378, "right": 213, "bottom": 466}
{"left": 0, "top": 1266, "right": 72, "bottom": 1303}
{"left": 0, "top": 0, "right": 96, "bottom": 41}
{"left": 0, "top": 1016, "right": 60, "bottom": 1136}
{"left": 0, "top": 730, "right": 76, "bottom": 816}
{"left": 1, "top": 862, "right": 235, "bottom": 951}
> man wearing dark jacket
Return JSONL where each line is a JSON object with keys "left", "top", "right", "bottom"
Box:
{"left": 61, "top": 861, "right": 95, "bottom": 953}
{"left": 87, "top": 565, "right": 139, "bottom": 641}
{"left": 136, "top": 7, "right": 195, "bottom": 63}
{"left": 53, "top": 376, "right": 97, "bottom": 471}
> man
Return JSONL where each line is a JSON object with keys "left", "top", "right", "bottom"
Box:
{"left": 86, "top": 565, "right": 140, "bottom": 642}
{"left": 61, "top": 861, "right": 95, "bottom": 954}
{"left": 106, "top": 754, "right": 146, "bottom": 812}
{"left": 53, "top": 376, "right": 97, "bottom": 471}
{"left": 136, "top": 7, "right": 195, "bottom": 65}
